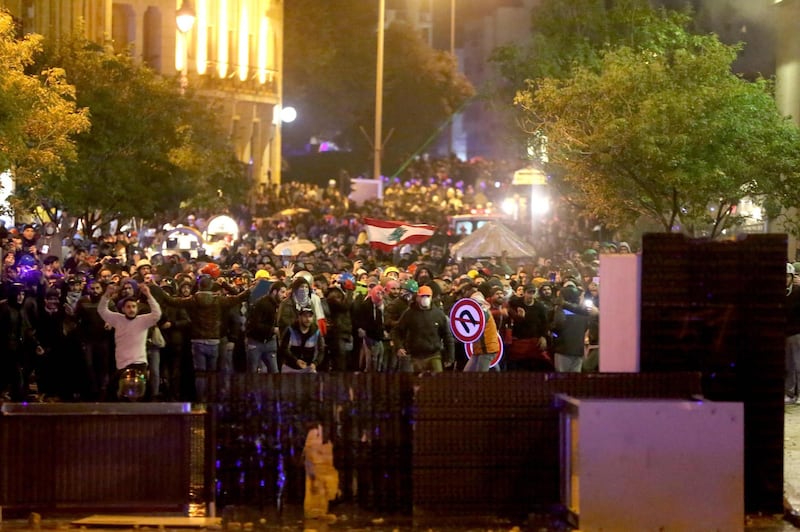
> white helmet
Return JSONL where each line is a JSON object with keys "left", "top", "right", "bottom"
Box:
{"left": 788, "top": 263, "right": 795, "bottom": 275}
{"left": 294, "top": 270, "right": 313, "bottom": 285}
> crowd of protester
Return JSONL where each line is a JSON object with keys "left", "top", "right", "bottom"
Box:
{"left": 0, "top": 161, "right": 637, "bottom": 402}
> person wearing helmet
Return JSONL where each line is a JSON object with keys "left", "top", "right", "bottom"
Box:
{"left": 384, "top": 279, "right": 413, "bottom": 371}
{"left": 392, "top": 285, "right": 454, "bottom": 373}
{"left": 338, "top": 271, "right": 356, "bottom": 292}
{"left": 383, "top": 266, "right": 400, "bottom": 281}
{"left": 787, "top": 263, "right": 800, "bottom": 404}
{"left": 133, "top": 258, "right": 152, "bottom": 282}
{"left": 279, "top": 306, "right": 324, "bottom": 373}
{"left": 401, "top": 279, "right": 419, "bottom": 298}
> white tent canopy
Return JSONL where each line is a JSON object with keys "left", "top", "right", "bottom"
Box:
{"left": 450, "top": 221, "right": 536, "bottom": 260}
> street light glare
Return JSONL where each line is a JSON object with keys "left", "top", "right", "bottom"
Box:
{"left": 281, "top": 106, "right": 297, "bottom": 123}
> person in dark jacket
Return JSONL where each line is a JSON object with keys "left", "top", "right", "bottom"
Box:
{"left": 152, "top": 275, "right": 250, "bottom": 401}
{"left": 75, "top": 279, "right": 114, "bottom": 400}
{"left": 552, "top": 285, "right": 589, "bottom": 373}
{"left": 157, "top": 284, "right": 192, "bottom": 400}
{"left": 325, "top": 285, "right": 354, "bottom": 372}
{"left": 506, "top": 283, "right": 552, "bottom": 371}
{"left": 393, "top": 285, "right": 454, "bottom": 373}
{"left": 279, "top": 306, "right": 325, "bottom": 372}
{"left": 352, "top": 285, "right": 386, "bottom": 371}
{"left": 245, "top": 281, "right": 286, "bottom": 373}
{"left": 0, "top": 283, "right": 31, "bottom": 400}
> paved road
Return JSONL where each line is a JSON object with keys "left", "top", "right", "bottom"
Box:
{"left": 784, "top": 404, "right": 800, "bottom": 528}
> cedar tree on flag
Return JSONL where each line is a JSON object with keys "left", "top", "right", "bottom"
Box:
{"left": 363, "top": 218, "right": 437, "bottom": 252}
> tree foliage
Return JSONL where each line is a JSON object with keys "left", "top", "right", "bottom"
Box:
{"left": 19, "top": 34, "right": 245, "bottom": 234}
{"left": 0, "top": 10, "right": 89, "bottom": 203}
{"left": 497, "top": 0, "right": 800, "bottom": 236}
{"left": 284, "top": 1, "right": 474, "bottom": 175}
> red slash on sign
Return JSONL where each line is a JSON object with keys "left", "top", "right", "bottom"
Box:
{"left": 448, "top": 298, "right": 486, "bottom": 344}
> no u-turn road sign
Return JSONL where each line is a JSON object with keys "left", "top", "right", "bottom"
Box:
{"left": 449, "top": 298, "right": 486, "bottom": 344}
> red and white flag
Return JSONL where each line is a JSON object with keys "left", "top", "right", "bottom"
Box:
{"left": 363, "top": 218, "right": 436, "bottom": 252}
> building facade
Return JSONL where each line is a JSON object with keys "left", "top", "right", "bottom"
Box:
{"left": 1, "top": 0, "right": 285, "bottom": 205}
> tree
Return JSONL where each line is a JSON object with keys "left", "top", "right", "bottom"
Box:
{"left": 0, "top": 10, "right": 89, "bottom": 211}
{"left": 492, "top": 0, "right": 800, "bottom": 237}
{"left": 515, "top": 39, "right": 800, "bottom": 236}
{"left": 18, "top": 34, "right": 245, "bottom": 235}
{"left": 283, "top": 1, "right": 473, "bottom": 176}
{"left": 489, "top": 0, "right": 699, "bottom": 159}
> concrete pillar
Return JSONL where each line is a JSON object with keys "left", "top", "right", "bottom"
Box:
{"left": 773, "top": 0, "right": 800, "bottom": 259}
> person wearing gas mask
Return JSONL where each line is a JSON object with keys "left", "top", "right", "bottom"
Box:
{"left": 392, "top": 285, "right": 454, "bottom": 374}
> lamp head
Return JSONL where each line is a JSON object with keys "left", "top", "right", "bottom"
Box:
{"left": 176, "top": 0, "right": 196, "bottom": 33}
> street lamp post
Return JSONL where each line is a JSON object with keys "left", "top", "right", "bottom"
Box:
{"left": 176, "top": 0, "right": 196, "bottom": 95}
{"left": 447, "top": 0, "right": 455, "bottom": 157}
{"left": 373, "top": 0, "right": 385, "bottom": 180}
{"left": 450, "top": 0, "right": 455, "bottom": 59}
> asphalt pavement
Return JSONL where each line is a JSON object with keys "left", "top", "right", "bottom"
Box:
{"left": 784, "top": 403, "right": 800, "bottom": 529}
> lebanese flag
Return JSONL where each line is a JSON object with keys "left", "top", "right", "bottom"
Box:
{"left": 363, "top": 218, "right": 436, "bottom": 252}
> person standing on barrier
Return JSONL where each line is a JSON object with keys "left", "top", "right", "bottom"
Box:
{"left": 393, "top": 285, "right": 454, "bottom": 373}
{"left": 97, "top": 282, "right": 161, "bottom": 399}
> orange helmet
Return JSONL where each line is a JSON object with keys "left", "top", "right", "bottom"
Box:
{"left": 200, "top": 263, "right": 221, "bottom": 278}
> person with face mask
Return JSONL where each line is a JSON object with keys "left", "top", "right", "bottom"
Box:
{"left": 278, "top": 276, "right": 314, "bottom": 339}
{"left": 279, "top": 272, "right": 327, "bottom": 338}
{"left": 352, "top": 284, "right": 387, "bottom": 371}
{"left": 392, "top": 285, "right": 454, "bottom": 373}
